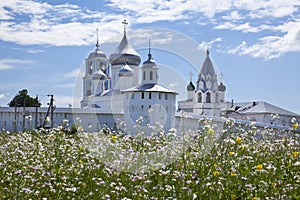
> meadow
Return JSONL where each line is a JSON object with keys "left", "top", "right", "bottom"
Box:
{"left": 0, "top": 118, "right": 299, "bottom": 199}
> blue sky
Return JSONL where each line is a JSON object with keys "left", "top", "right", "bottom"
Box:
{"left": 0, "top": 0, "right": 299, "bottom": 114}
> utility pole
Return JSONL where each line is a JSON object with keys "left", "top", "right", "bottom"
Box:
{"left": 43, "top": 94, "right": 54, "bottom": 129}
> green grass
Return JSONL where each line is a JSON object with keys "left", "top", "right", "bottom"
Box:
{"left": 0, "top": 121, "right": 299, "bottom": 199}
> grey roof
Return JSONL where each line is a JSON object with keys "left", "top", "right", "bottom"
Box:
{"left": 187, "top": 81, "right": 195, "bottom": 91}
{"left": 109, "top": 33, "right": 141, "bottom": 66}
{"left": 92, "top": 69, "right": 107, "bottom": 80}
{"left": 121, "top": 83, "right": 178, "bottom": 94}
{"left": 88, "top": 48, "right": 106, "bottom": 59}
{"left": 218, "top": 81, "right": 226, "bottom": 92}
{"left": 200, "top": 50, "right": 216, "bottom": 76}
{"left": 237, "top": 101, "right": 299, "bottom": 116}
{"left": 143, "top": 52, "right": 156, "bottom": 65}
{"left": 118, "top": 64, "right": 133, "bottom": 77}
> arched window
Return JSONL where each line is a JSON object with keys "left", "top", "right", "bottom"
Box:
{"left": 198, "top": 92, "right": 202, "bottom": 103}
{"left": 143, "top": 71, "right": 146, "bottom": 80}
{"left": 150, "top": 71, "right": 153, "bottom": 80}
{"left": 206, "top": 92, "right": 211, "bottom": 103}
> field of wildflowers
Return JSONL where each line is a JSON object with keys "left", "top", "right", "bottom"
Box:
{"left": 0, "top": 118, "right": 299, "bottom": 199}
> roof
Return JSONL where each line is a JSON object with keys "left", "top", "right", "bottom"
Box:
{"left": 88, "top": 48, "right": 106, "bottom": 59}
{"left": 118, "top": 64, "right": 133, "bottom": 77}
{"left": 236, "top": 101, "right": 299, "bottom": 116}
{"left": 200, "top": 50, "right": 216, "bottom": 76}
{"left": 121, "top": 83, "right": 178, "bottom": 94}
{"left": 92, "top": 69, "right": 107, "bottom": 80}
{"left": 109, "top": 33, "right": 141, "bottom": 65}
{"left": 187, "top": 81, "right": 195, "bottom": 91}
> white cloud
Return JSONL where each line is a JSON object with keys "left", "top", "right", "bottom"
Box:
{"left": 64, "top": 68, "right": 82, "bottom": 78}
{"left": 0, "top": 94, "right": 5, "bottom": 99}
{"left": 0, "top": 0, "right": 299, "bottom": 59}
{"left": 214, "top": 22, "right": 259, "bottom": 33}
{"left": 0, "top": 58, "right": 34, "bottom": 70}
{"left": 198, "top": 38, "right": 222, "bottom": 51}
{"left": 0, "top": 0, "right": 122, "bottom": 46}
{"left": 222, "top": 11, "right": 244, "bottom": 21}
{"left": 227, "top": 21, "right": 300, "bottom": 59}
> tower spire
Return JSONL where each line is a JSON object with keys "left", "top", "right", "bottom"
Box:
{"left": 96, "top": 28, "right": 99, "bottom": 49}
{"left": 148, "top": 38, "right": 152, "bottom": 60}
{"left": 122, "top": 19, "right": 128, "bottom": 33}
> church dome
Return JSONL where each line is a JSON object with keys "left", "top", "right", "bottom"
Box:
{"left": 109, "top": 33, "right": 141, "bottom": 66}
{"left": 187, "top": 81, "right": 195, "bottom": 91}
{"left": 92, "top": 69, "right": 107, "bottom": 80}
{"left": 88, "top": 48, "right": 106, "bottom": 59}
{"left": 143, "top": 51, "right": 156, "bottom": 66}
{"left": 218, "top": 81, "right": 226, "bottom": 92}
{"left": 118, "top": 63, "right": 133, "bottom": 77}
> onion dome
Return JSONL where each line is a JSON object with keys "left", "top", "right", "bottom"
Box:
{"left": 143, "top": 40, "right": 156, "bottom": 66}
{"left": 92, "top": 69, "right": 107, "bottom": 80}
{"left": 187, "top": 81, "right": 195, "bottom": 91}
{"left": 109, "top": 32, "right": 141, "bottom": 66}
{"left": 218, "top": 81, "right": 226, "bottom": 92}
{"left": 118, "top": 63, "right": 133, "bottom": 77}
{"left": 88, "top": 48, "right": 106, "bottom": 59}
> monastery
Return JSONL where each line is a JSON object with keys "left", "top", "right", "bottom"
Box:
{"left": 0, "top": 21, "right": 299, "bottom": 133}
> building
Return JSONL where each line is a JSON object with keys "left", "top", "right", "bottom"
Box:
{"left": 0, "top": 20, "right": 299, "bottom": 133}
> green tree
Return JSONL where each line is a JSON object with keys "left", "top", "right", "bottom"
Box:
{"left": 8, "top": 89, "right": 41, "bottom": 107}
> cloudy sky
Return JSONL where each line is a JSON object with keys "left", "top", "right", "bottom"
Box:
{"left": 0, "top": 0, "right": 299, "bottom": 114}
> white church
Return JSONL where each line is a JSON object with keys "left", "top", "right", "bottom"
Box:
{"left": 0, "top": 20, "right": 299, "bottom": 133}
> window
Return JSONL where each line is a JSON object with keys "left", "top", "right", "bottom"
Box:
{"left": 159, "top": 93, "right": 161, "bottom": 99}
{"left": 149, "top": 92, "right": 152, "bottom": 99}
{"left": 141, "top": 92, "right": 144, "bottom": 99}
{"left": 198, "top": 92, "right": 202, "bottom": 103}
{"left": 141, "top": 105, "right": 144, "bottom": 111}
{"left": 143, "top": 71, "right": 146, "bottom": 80}
{"left": 131, "top": 93, "right": 134, "bottom": 99}
{"left": 150, "top": 71, "right": 153, "bottom": 80}
{"left": 165, "top": 93, "right": 168, "bottom": 100}
{"left": 206, "top": 92, "right": 211, "bottom": 103}
{"left": 166, "top": 106, "right": 168, "bottom": 112}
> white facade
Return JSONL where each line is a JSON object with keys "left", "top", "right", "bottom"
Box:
{"left": 178, "top": 50, "right": 227, "bottom": 117}
{"left": 0, "top": 22, "right": 299, "bottom": 133}
{"left": 79, "top": 23, "right": 177, "bottom": 133}
{"left": 122, "top": 50, "right": 177, "bottom": 133}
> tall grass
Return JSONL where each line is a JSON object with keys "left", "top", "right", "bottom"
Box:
{"left": 0, "top": 120, "right": 299, "bottom": 199}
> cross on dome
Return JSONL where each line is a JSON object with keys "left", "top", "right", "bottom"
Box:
{"left": 122, "top": 19, "right": 128, "bottom": 33}
{"left": 189, "top": 72, "right": 193, "bottom": 82}
{"left": 220, "top": 72, "right": 223, "bottom": 81}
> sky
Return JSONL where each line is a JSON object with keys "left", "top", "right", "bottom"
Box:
{"left": 0, "top": 0, "right": 299, "bottom": 114}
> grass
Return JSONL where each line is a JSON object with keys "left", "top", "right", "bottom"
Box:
{"left": 0, "top": 119, "right": 299, "bottom": 199}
